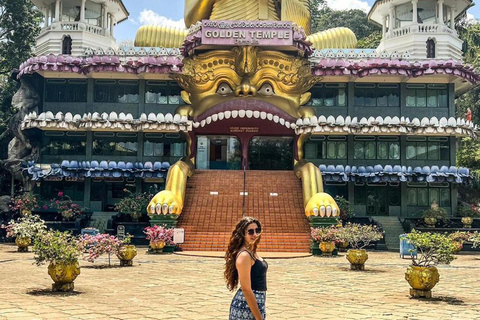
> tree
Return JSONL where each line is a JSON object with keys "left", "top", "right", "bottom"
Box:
{"left": 310, "top": 2, "right": 381, "bottom": 43}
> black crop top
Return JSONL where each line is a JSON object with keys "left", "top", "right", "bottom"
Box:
{"left": 240, "top": 251, "right": 268, "bottom": 291}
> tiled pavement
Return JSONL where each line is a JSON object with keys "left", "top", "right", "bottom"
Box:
{"left": 1, "top": 244, "right": 480, "bottom": 320}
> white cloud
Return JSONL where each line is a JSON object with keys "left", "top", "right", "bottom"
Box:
{"left": 325, "top": 0, "right": 371, "bottom": 12}
{"left": 138, "top": 9, "right": 185, "bottom": 29}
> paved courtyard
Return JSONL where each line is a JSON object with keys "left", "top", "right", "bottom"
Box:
{"left": 0, "top": 244, "right": 479, "bottom": 320}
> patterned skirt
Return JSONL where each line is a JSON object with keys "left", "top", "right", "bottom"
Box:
{"left": 229, "top": 289, "right": 266, "bottom": 320}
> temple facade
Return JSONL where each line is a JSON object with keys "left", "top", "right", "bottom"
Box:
{"left": 10, "top": 0, "right": 479, "bottom": 242}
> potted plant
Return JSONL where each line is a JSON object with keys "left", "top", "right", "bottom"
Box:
{"left": 9, "top": 193, "right": 38, "bottom": 216}
{"left": 49, "top": 192, "right": 84, "bottom": 220}
{"left": 310, "top": 226, "right": 340, "bottom": 256}
{"left": 470, "top": 231, "right": 480, "bottom": 248}
{"left": 404, "top": 230, "right": 456, "bottom": 298}
{"left": 33, "top": 230, "right": 82, "bottom": 292}
{"left": 115, "top": 189, "right": 151, "bottom": 221}
{"left": 116, "top": 235, "right": 138, "bottom": 266}
{"left": 335, "top": 196, "right": 353, "bottom": 223}
{"left": 6, "top": 215, "right": 47, "bottom": 252}
{"left": 144, "top": 225, "right": 175, "bottom": 253}
{"left": 457, "top": 204, "right": 479, "bottom": 228}
{"left": 448, "top": 231, "right": 471, "bottom": 253}
{"left": 78, "top": 233, "right": 122, "bottom": 266}
{"left": 337, "top": 223, "right": 383, "bottom": 270}
{"left": 421, "top": 207, "right": 449, "bottom": 228}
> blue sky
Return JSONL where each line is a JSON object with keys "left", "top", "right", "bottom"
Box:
{"left": 115, "top": 0, "right": 480, "bottom": 43}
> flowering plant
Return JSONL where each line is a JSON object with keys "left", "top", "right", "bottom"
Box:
{"left": 334, "top": 196, "right": 353, "bottom": 221}
{"left": 33, "top": 230, "right": 81, "bottom": 266}
{"left": 144, "top": 225, "right": 175, "bottom": 245}
{"left": 49, "top": 192, "right": 84, "bottom": 220}
{"left": 457, "top": 204, "right": 480, "bottom": 217}
{"left": 406, "top": 230, "right": 456, "bottom": 267}
{"left": 9, "top": 193, "right": 38, "bottom": 215}
{"left": 115, "top": 189, "right": 152, "bottom": 220}
{"left": 337, "top": 223, "right": 383, "bottom": 249}
{"left": 469, "top": 231, "right": 480, "bottom": 248}
{"left": 449, "top": 231, "right": 471, "bottom": 242}
{"left": 310, "top": 226, "right": 342, "bottom": 243}
{"left": 78, "top": 233, "right": 122, "bottom": 265}
{"left": 6, "top": 215, "right": 47, "bottom": 239}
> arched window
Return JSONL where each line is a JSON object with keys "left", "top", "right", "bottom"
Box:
{"left": 62, "top": 36, "right": 72, "bottom": 55}
{"left": 426, "top": 38, "right": 435, "bottom": 58}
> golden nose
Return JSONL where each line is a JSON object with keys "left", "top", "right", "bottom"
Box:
{"left": 235, "top": 82, "right": 257, "bottom": 97}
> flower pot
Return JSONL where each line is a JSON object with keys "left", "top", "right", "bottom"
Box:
{"left": 424, "top": 217, "right": 437, "bottom": 228}
{"left": 453, "top": 241, "right": 463, "bottom": 254}
{"left": 346, "top": 249, "right": 368, "bottom": 270}
{"left": 15, "top": 237, "right": 31, "bottom": 252}
{"left": 405, "top": 265, "right": 439, "bottom": 298}
{"left": 461, "top": 217, "right": 473, "bottom": 228}
{"left": 20, "top": 209, "right": 32, "bottom": 217}
{"left": 337, "top": 241, "right": 349, "bottom": 252}
{"left": 116, "top": 245, "right": 137, "bottom": 266}
{"left": 319, "top": 241, "right": 336, "bottom": 256}
{"left": 149, "top": 240, "right": 166, "bottom": 253}
{"left": 48, "top": 261, "right": 81, "bottom": 292}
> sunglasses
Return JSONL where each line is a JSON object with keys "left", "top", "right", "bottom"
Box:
{"left": 247, "top": 227, "right": 262, "bottom": 236}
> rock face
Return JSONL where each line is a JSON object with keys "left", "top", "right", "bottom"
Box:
{"left": 8, "top": 77, "right": 40, "bottom": 162}
{"left": 0, "top": 195, "right": 10, "bottom": 213}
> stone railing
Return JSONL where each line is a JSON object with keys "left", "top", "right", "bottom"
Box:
{"left": 40, "top": 22, "right": 110, "bottom": 37}
{"left": 387, "top": 23, "right": 456, "bottom": 39}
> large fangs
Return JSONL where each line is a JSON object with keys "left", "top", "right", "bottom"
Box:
{"left": 206, "top": 116, "right": 212, "bottom": 124}
{"left": 225, "top": 111, "right": 231, "bottom": 119}
{"left": 246, "top": 110, "right": 253, "bottom": 118}
{"left": 201, "top": 120, "right": 206, "bottom": 127}
{"left": 260, "top": 112, "right": 267, "bottom": 119}
{"left": 253, "top": 111, "right": 260, "bottom": 118}
{"left": 273, "top": 115, "right": 279, "bottom": 123}
{"left": 212, "top": 114, "right": 218, "bottom": 122}
{"left": 239, "top": 110, "right": 246, "bottom": 118}
{"left": 232, "top": 110, "right": 239, "bottom": 118}
{"left": 218, "top": 112, "right": 225, "bottom": 120}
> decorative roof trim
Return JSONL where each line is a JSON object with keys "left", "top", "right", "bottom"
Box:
{"left": 294, "top": 115, "right": 478, "bottom": 138}
{"left": 22, "top": 111, "right": 192, "bottom": 132}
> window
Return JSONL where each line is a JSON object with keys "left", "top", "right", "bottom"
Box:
{"left": 304, "top": 136, "right": 347, "bottom": 160}
{"left": 93, "top": 132, "right": 138, "bottom": 156}
{"left": 406, "top": 137, "right": 449, "bottom": 160}
{"left": 45, "top": 79, "right": 87, "bottom": 102}
{"left": 94, "top": 80, "right": 139, "bottom": 103}
{"left": 354, "top": 84, "right": 399, "bottom": 107}
{"left": 310, "top": 83, "right": 347, "bottom": 107}
{"left": 42, "top": 132, "right": 86, "bottom": 156}
{"left": 426, "top": 39, "right": 436, "bottom": 58}
{"left": 353, "top": 136, "right": 400, "bottom": 160}
{"left": 62, "top": 36, "right": 72, "bottom": 55}
{"left": 407, "top": 184, "right": 450, "bottom": 207}
{"left": 143, "top": 133, "right": 187, "bottom": 162}
{"left": 406, "top": 84, "right": 447, "bottom": 108}
{"left": 39, "top": 181, "right": 84, "bottom": 202}
{"left": 145, "top": 81, "right": 183, "bottom": 105}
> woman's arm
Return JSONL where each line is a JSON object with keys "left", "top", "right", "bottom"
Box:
{"left": 236, "top": 252, "right": 264, "bottom": 320}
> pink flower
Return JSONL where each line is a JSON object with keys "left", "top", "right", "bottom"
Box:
{"left": 58, "top": 191, "right": 64, "bottom": 197}
{"left": 43, "top": 205, "right": 48, "bottom": 210}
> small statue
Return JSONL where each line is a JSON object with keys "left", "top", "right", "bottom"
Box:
{"left": 467, "top": 107, "right": 472, "bottom": 122}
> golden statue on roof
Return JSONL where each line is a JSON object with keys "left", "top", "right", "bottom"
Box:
{"left": 135, "top": 0, "right": 357, "bottom": 49}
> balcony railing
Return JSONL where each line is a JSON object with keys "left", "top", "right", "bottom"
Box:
{"left": 386, "top": 23, "right": 456, "bottom": 39}
{"left": 40, "top": 22, "right": 112, "bottom": 38}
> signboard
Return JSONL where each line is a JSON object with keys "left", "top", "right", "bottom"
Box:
{"left": 117, "top": 225, "right": 125, "bottom": 241}
{"left": 202, "top": 20, "right": 293, "bottom": 46}
{"left": 174, "top": 228, "right": 185, "bottom": 244}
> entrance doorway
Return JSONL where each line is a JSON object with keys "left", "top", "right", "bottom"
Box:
{"left": 354, "top": 185, "right": 400, "bottom": 216}
{"left": 196, "top": 135, "right": 242, "bottom": 170}
{"left": 249, "top": 136, "right": 294, "bottom": 170}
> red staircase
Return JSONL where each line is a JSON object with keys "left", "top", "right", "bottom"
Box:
{"left": 177, "top": 170, "right": 311, "bottom": 252}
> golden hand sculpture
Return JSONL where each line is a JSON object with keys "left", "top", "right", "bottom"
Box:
{"left": 135, "top": 0, "right": 356, "bottom": 49}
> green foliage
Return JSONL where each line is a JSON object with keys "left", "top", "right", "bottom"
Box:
{"left": 6, "top": 214, "right": 46, "bottom": 239}
{"left": 337, "top": 223, "right": 383, "bottom": 249}
{"left": 310, "top": 2, "right": 381, "bottom": 44}
{"left": 448, "top": 231, "right": 471, "bottom": 242}
{"left": 33, "top": 230, "right": 81, "bottom": 266}
{"left": 457, "top": 138, "right": 480, "bottom": 173}
{"left": 421, "top": 207, "right": 449, "bottom": 222}
{"left": 115, "top": 189, "right": 153, "bottom": 219}
{"left": 406, "top": 230, "right": 456, "bottom": 267}
{"left": 334, "top": 195, "right": 353, "bottom": 221}
{"left": 470, "top": 231, "right": 480, "bottom": 248}
{"left": 357, "top": 31, "right": 382, "bottom": 49}
{"left": 457, "top": 204, "right": 480, "bottom": 217}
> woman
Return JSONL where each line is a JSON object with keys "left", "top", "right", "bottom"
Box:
{"left": 225, "top": 217, "right": 268, "bottom": 320}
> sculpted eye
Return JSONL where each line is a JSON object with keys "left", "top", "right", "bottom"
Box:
{"left": 216, "top": 83, "right": 233, "bottom": 95}
{"left": 258, "top": 83, "right": 275, "bottom": 96}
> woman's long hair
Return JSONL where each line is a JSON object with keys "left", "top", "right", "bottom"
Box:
{"left": 224, "top": 217, "right": 262, "bottom": 291}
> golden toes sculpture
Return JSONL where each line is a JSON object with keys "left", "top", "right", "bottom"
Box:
{"left": 134, "top": 0, "right": 357, "bottom": 49}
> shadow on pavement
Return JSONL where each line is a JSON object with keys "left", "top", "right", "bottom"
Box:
{"left": 27, "top": 289, "right": 83, "bottom": 296}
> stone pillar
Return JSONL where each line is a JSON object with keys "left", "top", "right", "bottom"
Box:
{"left": 450, "top": 6, "right": 455, "bottom": 29}
{"left": 54, "top": 0, "right": 60, "bottom": 21}
{"left": 80, "top": 0, "right": 86, "bottom": 22}
{"left": 46, "top": 8, "right": 50, "bottom": 27}
{"left": 388, "top": 5, "right": 394, "bottom": 36}
{"left": 109, "top": 13, "right": 114, "bottom": 36}
{"left": 382, "top": 15, "right": 387, "bottom": 36}
{"left": 102, "top": 4, "right": 108, "bottom": 30}
{"left": 412, "top": 0, "right": 418, "bottom": 24}
{"left": 438, "top": 0, "right": 444, "bottom": 24}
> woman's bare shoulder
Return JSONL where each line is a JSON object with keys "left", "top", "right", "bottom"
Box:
{"left": 236, "top": 251, "right": 254, "bottom": 264}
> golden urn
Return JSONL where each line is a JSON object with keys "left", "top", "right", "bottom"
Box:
{"left": 48, "top": 261, "right": 81, "bottom": 292}
{"left": 15, "top": 237, "right": 31, "bottom": 252}
{"left": 405, "top": 265, "right": 440, "bottom": 298}
{"left": 346, "top": 249, "right": 369, "bottom": 270}
{"left": 117, "top": 245, "right": 138, "bottom": 266}
{"left": 319, "top": 242, "right": 336, "bottom": 256}
{"left": 461, "top": 217, "right": 473, "bottom": 228}
{"left": 150, "top": 240, "right": 166, "bottom": 250}
{"left": 424, "top": 217, "right": 437, "bottom": 228}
